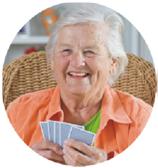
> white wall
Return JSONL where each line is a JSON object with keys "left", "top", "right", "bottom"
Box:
{"left": 122, "top": 17, "right": 152, "bottom": 63}
{"left": 4, "top": 5, "right": 153, "bottom": 65}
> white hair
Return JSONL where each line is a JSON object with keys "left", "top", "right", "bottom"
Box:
{"left": 45, "top": 3, "right": 128, "bottom": 85}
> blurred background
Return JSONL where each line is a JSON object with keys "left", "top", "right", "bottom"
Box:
{"left": 4, "top": 4, "right": 153, "bottom": 65}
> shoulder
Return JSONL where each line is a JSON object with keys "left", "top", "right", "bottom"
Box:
{"left": 115, "top": 89, "right": 152, "bottom": 112}
{"left": 113, "top": 89, "right": 152, "bottom": 127}
{"left": 7, "top": 87, "right": 56, "bottom": 121}
{"left": 8, "top": 88, "right": 55, "bottom": 108}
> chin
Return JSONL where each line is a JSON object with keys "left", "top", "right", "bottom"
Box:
{"left": 68, "top": 86, "right": 90, "bottom": 96}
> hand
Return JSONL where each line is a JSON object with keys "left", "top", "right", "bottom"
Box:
{"left": 63, "top": 139, "right": 107, "bottom": 166}
{"left": 31, "top": 140, "right": 65, "bottom": 164}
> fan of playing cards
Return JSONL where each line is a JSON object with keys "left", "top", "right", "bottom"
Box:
{"left": 40, "top": 121, "right": 95, "bottom": 147}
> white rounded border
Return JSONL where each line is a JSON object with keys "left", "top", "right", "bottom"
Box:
{"left": 0, "top": 0, "right": 157, "bottom": 168}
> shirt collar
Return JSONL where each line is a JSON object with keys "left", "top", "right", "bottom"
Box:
{"left": 100, "top": 84, "right": 132, "bottom": 130}
{"left": 46, "top": 85, "right": 132, "bottom": 126}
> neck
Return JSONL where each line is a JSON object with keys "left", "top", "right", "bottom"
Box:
{"left": 60, "top": 91, "right": 102, "bottom": 125}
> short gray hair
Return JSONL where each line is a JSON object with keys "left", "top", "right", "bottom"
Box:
{"left": 45, "top": 3, "right": 128, "bottom": 85}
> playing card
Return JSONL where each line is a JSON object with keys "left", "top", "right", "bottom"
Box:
{"left": 54, "top": 122, "right": 61, "bottom": 145}
{"left": 60, "top": 122, "right": 84, "bottom": 146}
{"left": 68, "top": 123, "right": 84, "bottom": 129}
{"left": 40, "top": 121, "right": 49, "bottom": 140}
{"left": 41, "top": 120, "right": 92, "bottom": 147}
{"left": 60, "top": 123, "right": 72, "bottom": 146}
{"left": 48, "top": 121, "right": 55, "bottom": 142}
{"left": 69, "top": 127, "right": 95, "bottom": 145}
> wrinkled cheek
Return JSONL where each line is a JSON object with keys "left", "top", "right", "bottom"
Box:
{"left": 53, "top": 68, "right": 64, "bottom": 84}
{"left": 53, "top": 62, "right": 68, "bottom": 80}
{"left": 92, "top": 71, "right": 108, "bottom": 87}
{"left": 90, "top": 73, "right": 98, "bottom": 86}
{"left": 82, "top": 71, "right": 107, "bottom": 106}
{"left": 88, "top": 73, "right": 100, "bottom": 98}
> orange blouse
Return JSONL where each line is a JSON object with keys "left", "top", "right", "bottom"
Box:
{"left": 7, "top": 85, "right": 151, "bottom": 155}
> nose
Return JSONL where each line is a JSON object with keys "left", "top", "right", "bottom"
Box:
{"left": 69, "top": 52, "right": 85, "bottom": 67}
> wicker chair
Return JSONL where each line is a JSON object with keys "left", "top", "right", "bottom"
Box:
{"left": 3, "top": 51, "right": 157, "bottom": 109}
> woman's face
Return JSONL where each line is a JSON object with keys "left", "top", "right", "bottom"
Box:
{"left": 52, "top": 22, "right": 116, "bottom": 96}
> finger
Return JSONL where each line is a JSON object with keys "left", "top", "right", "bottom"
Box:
{"left": 38, "top": 149, "right": 65, "bottom": 164}
{"left": 45, "top": 140, "right": 63, "bottom": 155}
{"left": 64, "top": 139, "right": 99, "bottom": 159}
{"left": 92, "top": 147, "right": 108, "bottom": 161}
{"left": 63, "top": 153, "right": 82, "bottom": 166}
{"left": 63, "top": 145, "right": 95, "bottom": 166}
{"left": 32, "top": 140, "right": 63, "bottom": 155}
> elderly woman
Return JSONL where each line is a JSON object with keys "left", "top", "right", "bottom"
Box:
{"left": 7, "top": 3, "right": 151, "bottom": 166}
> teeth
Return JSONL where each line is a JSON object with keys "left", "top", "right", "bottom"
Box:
{"left": 69, "top": 72, "right": 88, "bottom": 77}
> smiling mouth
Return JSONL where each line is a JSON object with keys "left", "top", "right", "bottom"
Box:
{"left": 67, "top": 72, "right": 90, "bottom": 78}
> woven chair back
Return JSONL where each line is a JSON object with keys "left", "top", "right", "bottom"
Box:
{"left": 3, "top": 51, "right": 157, "bottom": 109}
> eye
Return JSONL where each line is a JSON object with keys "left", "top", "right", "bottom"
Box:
{"left": 83, "top": 50, "right": 96, "bottom": 57}
{"left": 61, "top": 49, "right": 72, "bottom": 56}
